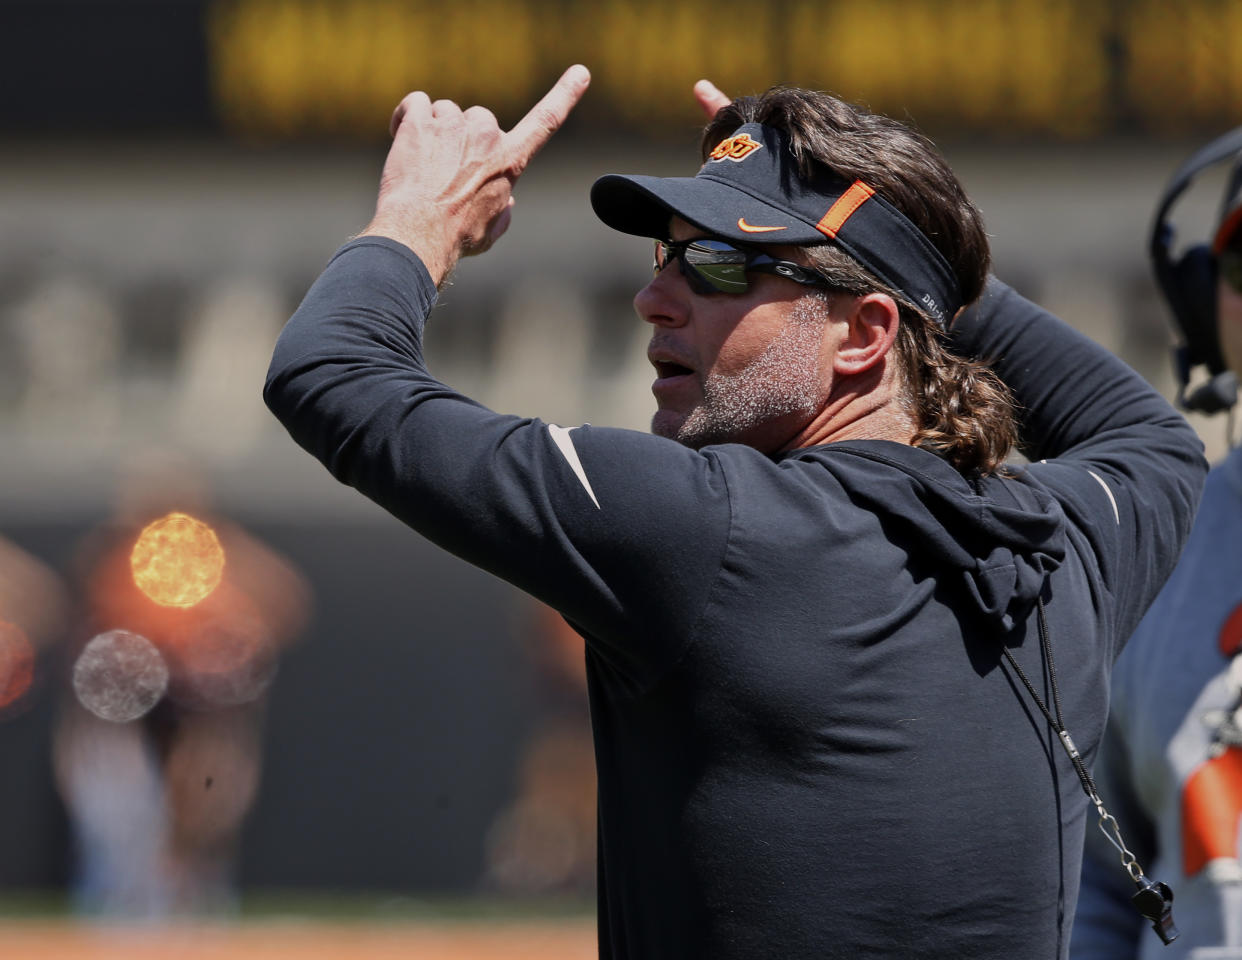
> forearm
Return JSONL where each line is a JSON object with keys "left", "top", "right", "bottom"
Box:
{"left": 950, "top": 278, "right": 1206, "bottom": 630}
{"left": 264, "top": 237, "right": 533, "bottom": 558}
{"left": 950, "top": 277, "right": 1202, "bottom": 470}
{"left": 265, "top": 237, "right": 439, "bottom": 481}
{"left": 264, "top": 238, "right": 731, "bottom": 672}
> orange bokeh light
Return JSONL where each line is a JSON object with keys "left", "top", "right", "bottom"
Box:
{"left": 130, "top": 512, "right": 225, "bottom": 608}
{"left": 0, "top": 620, "right": 35, "bottom": 711}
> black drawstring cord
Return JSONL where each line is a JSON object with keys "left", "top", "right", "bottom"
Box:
{"left": 1001, "top": 597, "right": 1179, "bottom": 946}
{"left": 1000, "top": 598, "right": 1098, "bottom": 803}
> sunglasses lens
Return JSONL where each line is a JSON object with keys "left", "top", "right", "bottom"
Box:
{"left": 653, "top": 239, "right": 753, "bottom": 294}
{"left": 683, "top": 240, "right": 749, "bottom": 294}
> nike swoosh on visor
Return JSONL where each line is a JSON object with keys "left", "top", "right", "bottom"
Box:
{"left": 737, "top": 218, "right": 787, "bottom": 233}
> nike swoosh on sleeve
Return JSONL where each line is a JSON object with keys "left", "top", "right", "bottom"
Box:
{"left": 1086, "top": 469, "right": 1120, "bottom": 525}
{"left": 548, "top": 424, "right": 601, "bottom": 509}
{"left": 1037, "top": 460, "right": 1120, "bottom": 526}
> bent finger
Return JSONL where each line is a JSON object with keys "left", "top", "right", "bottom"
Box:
{"left": 693, "top": 79, "right": 731, "bottom": 119}
{"left": 463, "top": 104, "right": 499, "bottom": 128}
{"left": 503, "top": 64, "right": 591, "bottom": 174}
{"left": 390, "top": 90, "right": 432, "bottom": 138}
{"left": 432, "top": 98, "right": 463, "bottom": 119}
{"left": 463, "top": 104, "right": 502, "bottom": 144}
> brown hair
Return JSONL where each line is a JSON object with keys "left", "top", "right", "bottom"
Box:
{"left": 703, "top": 88, "right": 1017, "bottom": 476}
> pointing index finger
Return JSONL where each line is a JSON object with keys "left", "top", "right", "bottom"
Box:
{"left": 503, "top": 64, "right": 591, "bottom": 175}
{"left": 693, "top": 78, "right": 732, "bottom": 119}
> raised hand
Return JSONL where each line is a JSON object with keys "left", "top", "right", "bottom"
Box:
{"left": 362, "top": 64, "right": 591, "bottom": 287}
{"left": 693, "top": 79, "right": 731, "bottom": 120}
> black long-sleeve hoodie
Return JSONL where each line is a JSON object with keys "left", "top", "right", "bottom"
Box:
{"left": 265, "top": 237, "right": 1206, "bottom": 959}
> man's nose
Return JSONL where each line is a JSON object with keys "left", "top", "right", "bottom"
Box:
{"left": 634, "top": 262, "right": 689, "bottom": 328}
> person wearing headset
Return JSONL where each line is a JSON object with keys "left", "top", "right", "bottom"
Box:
{"left": 1070, "top": 137, "right": 1242, "bottom": 960}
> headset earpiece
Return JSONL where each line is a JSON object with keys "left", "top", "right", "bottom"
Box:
{"left": 1167, "top": 244, "right": 1225, "bottom": 375}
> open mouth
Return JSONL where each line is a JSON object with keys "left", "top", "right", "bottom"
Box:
{"left": 653, "top": 360, "right": 693, "bottom": 380}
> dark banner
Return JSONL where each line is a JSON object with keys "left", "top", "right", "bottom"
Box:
{"left": 0, "top": 1, "right": 212, "bottom": 134}
{"left": 1, "top": 0, "right": 1241, "bottom": 140}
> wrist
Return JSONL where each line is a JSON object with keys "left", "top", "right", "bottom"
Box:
{"left": 357, "top": 217, "right": 457, "bottom": 288}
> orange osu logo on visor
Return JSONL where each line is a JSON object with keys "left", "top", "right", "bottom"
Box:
{"left": 709, "top": 133, "right": 763, "bottom": 162}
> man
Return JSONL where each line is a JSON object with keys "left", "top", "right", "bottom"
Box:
{"left": 265, "top": 66, "right": 1205, "bottom": 958}
{"left": 1071, "top": 144, "right": 1242, "bottom": 960}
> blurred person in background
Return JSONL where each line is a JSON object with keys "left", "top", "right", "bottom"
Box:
{"left": 0, "top": 535, "right": 68, "bottom": 718}
{"left": 1071, "top": 134, "right": 1242, "bottom": 959}
{"left": 484, "top": 600, "right": 596, "bottom": 895}
{"left": 54, "top": 452, "right": 310, "bottom": 917}
{"left": 265, "top": 68, "right": 1205, "bottom": 958}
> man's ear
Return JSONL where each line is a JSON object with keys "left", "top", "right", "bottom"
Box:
{"left": 832, "top": 293, "right": 901, "bottom": 376}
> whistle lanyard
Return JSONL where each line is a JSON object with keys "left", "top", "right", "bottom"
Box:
{"left": 1001, "top": 598, "right": 1179, "bottom": 946}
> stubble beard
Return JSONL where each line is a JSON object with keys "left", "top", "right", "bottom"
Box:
{"left": 655, "top": 294, "right": 832, "bottom": 450}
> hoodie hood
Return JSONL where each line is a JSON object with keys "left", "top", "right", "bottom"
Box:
{"left": 791, "top": 441, "right": 1067, "bottom": 632}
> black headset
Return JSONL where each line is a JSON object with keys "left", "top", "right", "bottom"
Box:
{"left": 1150, "top": 126, "right": 1242, "bottom": 414}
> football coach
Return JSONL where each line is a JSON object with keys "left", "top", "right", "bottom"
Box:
{"left": 265, "top": 66, "right": 1206, "bottom": 958}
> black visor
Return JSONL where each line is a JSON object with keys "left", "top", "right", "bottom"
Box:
{"left": 590, "top": 122, "right": 962, "bottom": 326}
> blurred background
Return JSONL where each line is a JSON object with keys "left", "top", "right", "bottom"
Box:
{"left": 1, "top": 0, "right": 1241, "bottom": 947}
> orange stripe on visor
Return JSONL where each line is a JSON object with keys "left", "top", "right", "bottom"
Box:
{"left": 816, "top": 180, "right": 875, "bottom": 239}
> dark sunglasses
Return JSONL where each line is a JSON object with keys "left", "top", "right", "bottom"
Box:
{"left": 653, "top": 238, "right": 830, "bottom": 295}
